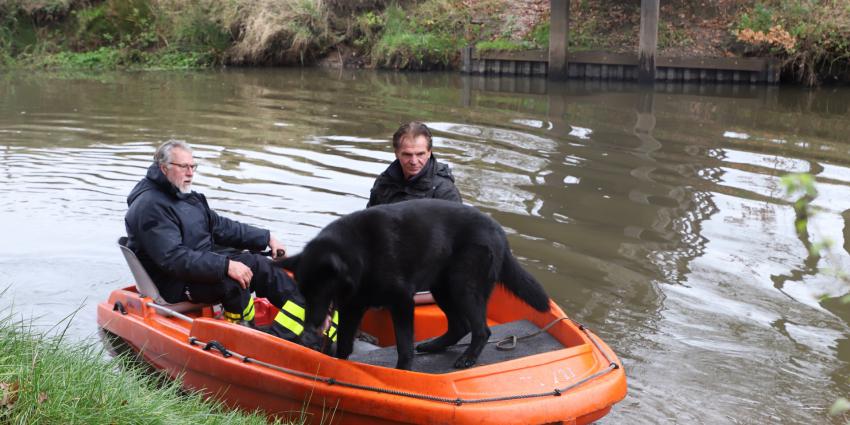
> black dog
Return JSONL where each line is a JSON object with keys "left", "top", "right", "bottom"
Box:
{"left": 277, "top": 199, "right": 550, "bottom": 370}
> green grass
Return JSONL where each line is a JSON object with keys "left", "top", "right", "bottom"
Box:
{"left": 372, "top": 3, "right": 466, "bottom": 69}
{"left": 35, "top": 47, "right": 124, "bottom": 70}
{"left": 0, "top": 309, "right": 283, "bottom": 424}
{"left": 475, "top": 39, "right": 535, "bottom": 53}
{"left": 531, "top": 22, "right": 549, "bottom": 48}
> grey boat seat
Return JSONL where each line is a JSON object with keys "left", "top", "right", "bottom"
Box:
{"left": 117, "top": 237, "right": 206, "bottom": 313}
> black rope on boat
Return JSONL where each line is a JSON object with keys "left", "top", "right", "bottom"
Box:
{"left": 418, "top": 316, "right": 569, "bottom": 353}
{"left": 495, "top": 335, "right": 517, "bottom": 350}
{"left": 184, "top": 316, "right": 622, "bottom": 406}
{"left": 113, "top": 301, "right": 127, "bottom": 315}
{"left": 202, "top": 340, "right": 232, "bottom": 358}
{"left": 495, "top": 316, "right": 568, "bottom": 351}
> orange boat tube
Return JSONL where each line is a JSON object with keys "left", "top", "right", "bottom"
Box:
{"left": 97, "top": 285, "right": 627, "bottom": 424}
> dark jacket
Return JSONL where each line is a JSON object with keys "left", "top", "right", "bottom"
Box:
{"left": 367, "top": 155, "right": 462, "bottom": 207}
{"left": 125, "top": 163, "right": 269, "bottom": 303}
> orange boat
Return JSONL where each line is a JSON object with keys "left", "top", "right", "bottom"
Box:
{"left": 97, "top": 280, "right": 626, "bottom": 425}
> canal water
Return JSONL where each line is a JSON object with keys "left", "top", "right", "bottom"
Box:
{"left": 2, "top": 68, "right": 850, "bottom": 423}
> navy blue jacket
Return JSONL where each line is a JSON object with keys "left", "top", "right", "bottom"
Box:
{"left": 367, "top": 155, "right": 461, "bottom": 207}
{"left": 125, "top": 163, "right": 269, "bottom": 303}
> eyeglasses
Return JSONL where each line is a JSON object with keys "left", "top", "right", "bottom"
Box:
{"left": 169, "top": 162, "right": 198, "bottom": 171}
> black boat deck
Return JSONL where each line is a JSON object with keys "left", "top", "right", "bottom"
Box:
{"left": 348, "top": 320, "right": 565, "bottom": 374}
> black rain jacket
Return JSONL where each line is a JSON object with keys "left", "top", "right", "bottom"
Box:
{"left": 367, "top": 155, "right": 462, "bottom": 207}
{"left": 125, "top": 163, "right": 269, "bottom": 303}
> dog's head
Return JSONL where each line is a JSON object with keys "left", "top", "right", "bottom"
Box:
{"left": 277, "top": 245, "right": 355, "bottom": 346}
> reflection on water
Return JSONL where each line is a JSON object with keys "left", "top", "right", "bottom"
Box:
{"left": 2, "top": 69, "right": 850, "bottom": 423}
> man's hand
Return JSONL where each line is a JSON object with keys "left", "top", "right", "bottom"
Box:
{"left": 227, "top": 259, "right": 253, "bottom": 289}
{"left": 269, "top": 236, "right": 287, "bottom": 259}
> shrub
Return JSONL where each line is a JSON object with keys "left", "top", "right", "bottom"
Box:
{"left": 737, "top": 3, "right": 774, "bottom": 34}
{"left": 71, "top": 0, "right": 157, "bottom": 50}
{"left": 733, "top": 1, "right": 850, "bottom": 85}
{"left": 531, "top": 21, "right": 549, "bottom": 48}
{"left": 372, "top": 1, "right": 467, "bottom": 70}
{"left": 352, "top": 10, "right": 383, "bottom": 53}
{"left": 157, "top": 1, "right": 231, "bottom": 64}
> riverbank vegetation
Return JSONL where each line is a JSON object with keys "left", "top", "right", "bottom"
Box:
{"left": 0, "top": 0, "right": 848, "bottom": 84}
{"left": 0, "top": 310, "right": 284, "bottom": 424}
{"left": 781, "top": 174, "right": 850, "bottom": 420}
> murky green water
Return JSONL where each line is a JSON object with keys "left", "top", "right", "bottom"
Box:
{"left": 2, "top": 68, "right": 850, "bottom": 423}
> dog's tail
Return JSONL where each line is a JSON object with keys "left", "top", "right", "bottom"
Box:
{"left": 498, "top": 251, "right": 550, "bottom": 312}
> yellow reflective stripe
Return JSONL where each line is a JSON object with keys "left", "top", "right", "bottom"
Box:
{"left": 325, "top": 310, "right": 338, "bottom": 341}
{"left": 242, "top": 297, "right": 255, "bottom": 322}
{"left": 282, "top": 300, "right": 305, "bottom": 319}
{"left": 273, "top": 311, "right": 303, "bottom": 335}
{"left": 277, "top": 301, "right": 337, "bottom": 341}
{"left": 223, "top": 311, "right": 242, "bottom": 320}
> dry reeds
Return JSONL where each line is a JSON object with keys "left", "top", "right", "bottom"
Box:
{"left": 223, "top": 0, "right": 338, "bottom": 65}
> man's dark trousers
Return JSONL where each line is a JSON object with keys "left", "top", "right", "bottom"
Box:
{"left": 184, "top": 252, "right": 299, "bottom": 321}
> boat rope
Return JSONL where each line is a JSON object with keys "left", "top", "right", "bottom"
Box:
{"left": 185, "top": 316, "right": 620, "bottom": 406}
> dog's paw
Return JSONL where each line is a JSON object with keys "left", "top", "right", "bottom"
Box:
{"left": 453, "top": 355, "right": 477, "bottom": 369}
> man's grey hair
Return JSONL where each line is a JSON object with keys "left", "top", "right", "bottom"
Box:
{"left": 154, "top": 140, "right": 192, "bottom": 167}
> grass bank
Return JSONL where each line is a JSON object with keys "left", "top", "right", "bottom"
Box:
{"left": 0, "top": 309, "right": 283, "bottom": 424}
{"left": 0, "top": 0, "right": 848, "bottom": 84}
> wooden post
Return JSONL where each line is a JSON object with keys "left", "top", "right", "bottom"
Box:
{"left": 461, "top": 46, "right": 472, "bottom": 74}
{"left": 638, "top": 0, "right": 659, "bottom": 84}
{"left": 548, "top": 0, "right": 569, "bottom": 80}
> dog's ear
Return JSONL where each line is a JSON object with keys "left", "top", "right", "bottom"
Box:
{"left": 275, "top": 253, "right": 301, "bottom": 273}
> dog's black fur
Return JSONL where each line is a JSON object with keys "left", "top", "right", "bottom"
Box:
{"left": 277, "top": 199, "right": 550, "bottom": 370}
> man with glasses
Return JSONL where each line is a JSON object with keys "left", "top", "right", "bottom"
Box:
{"left": 367, "top": 121, "right": 462, "bottom": 207}
{"left": 124, "top": 140, "right": 325, "bottom": 342}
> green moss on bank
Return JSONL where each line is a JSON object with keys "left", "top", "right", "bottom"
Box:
{"left": 0, "top": 311, "right": 283, "bottom": 424}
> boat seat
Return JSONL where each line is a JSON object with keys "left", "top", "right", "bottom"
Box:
{"left": 117, "top": 237, "right": 205, "bottom": 313}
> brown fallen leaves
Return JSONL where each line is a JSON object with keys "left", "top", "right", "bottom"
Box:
{"left": 1, "top": 381, "right": 49, "bottom": 414}
{"left": 736, "top": 25, "right": 796, "bottom": 53}
{"left": 1, "top": 381, "right": 19, "bottom": 411}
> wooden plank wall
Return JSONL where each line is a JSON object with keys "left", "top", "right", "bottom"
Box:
{"left": 461, "top": 48, "right": 780, "bottom": 84}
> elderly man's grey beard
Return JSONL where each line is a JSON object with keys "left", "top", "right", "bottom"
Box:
{"left": 166, "top": 173, "right": 192, "bottom": 194}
